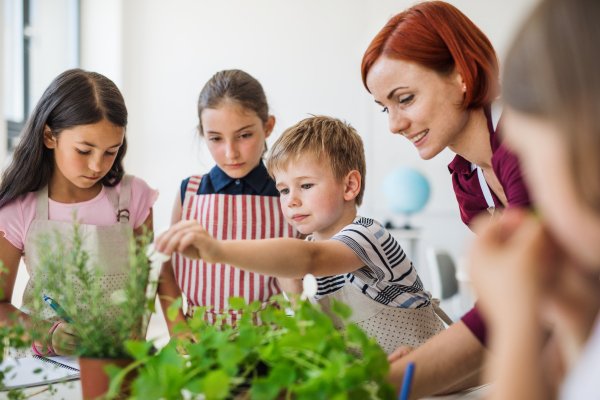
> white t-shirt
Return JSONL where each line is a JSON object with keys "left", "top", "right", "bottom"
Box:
{"left": 313, "top": 216, "right": 431, "bottom": 309}
{"left": 560, "top": 313, "right": 600, "bottom": 399}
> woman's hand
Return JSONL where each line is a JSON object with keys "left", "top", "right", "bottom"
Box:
{"left": 51, "top": 323, "right": 79, "bottom": 355}
{"left": 155, "top": 221, "right": 220, "bottom": 263}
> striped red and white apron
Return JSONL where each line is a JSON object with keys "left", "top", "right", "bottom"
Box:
{"left": 173, "top": 175, "right": 299, "bottom": 326}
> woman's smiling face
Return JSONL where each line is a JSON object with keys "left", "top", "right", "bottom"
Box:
{"left": 366, "top": 56, "right": 470, "bottom": 160}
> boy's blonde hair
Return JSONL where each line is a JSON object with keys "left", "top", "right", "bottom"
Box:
{"left": 266, "top": 116, "right": 366, "bottom": 206}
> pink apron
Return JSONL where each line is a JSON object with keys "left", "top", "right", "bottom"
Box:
{"left": 173, "top": 175, "right": 299, "bottom": 325}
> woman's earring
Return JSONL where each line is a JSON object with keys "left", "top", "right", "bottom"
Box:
{"left": 463, "top": 85, "right": 467, "bottom": 91}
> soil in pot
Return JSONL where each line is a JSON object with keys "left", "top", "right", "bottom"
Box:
{"left": 79, "top": 357, "right": 137, "bottom": 399}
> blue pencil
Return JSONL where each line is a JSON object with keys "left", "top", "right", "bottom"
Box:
{"left": 43, "top": 295, "right": 75, "bottom": 324}
{"left": 399, "top": 362, "right": 415, "bottom": 400}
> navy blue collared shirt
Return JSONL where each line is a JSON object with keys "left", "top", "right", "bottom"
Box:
{"left": 181, "top": 162, "right": 280, "bottom": 203}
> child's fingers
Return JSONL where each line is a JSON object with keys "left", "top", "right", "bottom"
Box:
{"left": 155, "top": 220, "right": 194, "bottom": 242}
{"left": 156, "top": 221, "right": 203, "bottom": 253}
{"left": 162, "top": 224, "right": 206, "bottom": 256}
{"left": 61, "top": 323, "right": 77, "bottom": 336}
{"left": 160, "top": 229, "right": 194, "bottom": 255}
{"left": 154, "top": 220, "right": 193, "bottom": 247}
{"left": 176, "top": 231, "right": 206, "bottom": 258}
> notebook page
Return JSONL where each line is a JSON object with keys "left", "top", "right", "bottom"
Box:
{"left": 1, "top": 356, "right": 79, "bottom": 390}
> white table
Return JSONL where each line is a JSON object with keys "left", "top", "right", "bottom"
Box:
{"left": 3, "top": 381, "right": 492, "bottom": 399}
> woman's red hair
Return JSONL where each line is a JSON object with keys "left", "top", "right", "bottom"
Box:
{"left": 361, "top": 1, "right": 499, "bottom": 109}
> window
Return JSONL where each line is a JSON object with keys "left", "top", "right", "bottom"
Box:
{"left": 3, "top": 0, "right": 80, "bottom": 151}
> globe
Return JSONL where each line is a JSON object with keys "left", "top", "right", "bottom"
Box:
{"left": 382, "top": 167, "right": 430, "bottom": 215}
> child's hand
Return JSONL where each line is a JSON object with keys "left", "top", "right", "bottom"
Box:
{"left": 155, "top": 221, "right": 219, "bottom": 262}
{"left": 469, "top": 208, "right": 559, "bottom": 330}
{"left": 540, "top": 258, "right": 600, "bottom": 366}
{"left": 51, "top": 323, "right": 79, "bottom": 355}
{"left": 387, "top": 345, "right": 414, "bottom": 362}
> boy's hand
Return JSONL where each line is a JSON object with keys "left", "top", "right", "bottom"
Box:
{"left": 155, "top": 221, "right": 220, "bottom": 263}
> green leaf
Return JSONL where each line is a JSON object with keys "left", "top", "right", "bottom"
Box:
{"left": 146, "top": 298, "right": 156, "bottom": 313}
{"left": 341, "top": 364, "right": 365, "bottom": 391}
{"left": 331, "top": 298, "right": 352, "bottom": 320}
{"left": 157, "top": 344, "right": 185, "bottom": 368}
{"left": 268, "top": 363, "right": 296, "bottom": 387}
{"left": 104, "top": 364, "right": 123, "bottom": 381}
{"left": 377, "top": 382, "right": 396, "bottom": 400}
{"left": 33, "top": 368, "right": 42, "bottom": 374}
{"left": 346, "top": 323, "right": 368, "bottom": 344}
{"left": 260, "top": 307, "right": 276, "bottom": 323}
{"left": 172, "top": 321, "right": 190, "bottom": 335}
{"left": 201, "top": 369, "right": 230, "bottom": 400}
{"left": 126, "top": 340, "right": 154, "bottom": 359}
{"left": 251, "top": 378, "right": 281, "bottom": 400}
{"left": 228, "top": 297, "right": 246, "bottom": 310}
{"left": 217, "top": 343, "right": 246, "bottom": 375}
{"left": 330, "top": 393, "right": 349, "bottom": 400}
{"left": 236, "top": 326, "right": 259, "bottom": 348}
{"left": 248, "top": 300, "right": 263, "bottom": 313}
{"left": 167, "top": 297, "right": 183, "bottom": 321}
{"left": 185, "top": 377, "right": 204, "bottom": 394}
{"left": 348, "top": 386, "right": 370, "bottom": 400}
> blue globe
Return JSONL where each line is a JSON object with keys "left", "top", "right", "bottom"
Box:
{"left": 382, "top": 167, "right": 430, "bottom": 215}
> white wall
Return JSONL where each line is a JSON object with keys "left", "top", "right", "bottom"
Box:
{"left": 79, "top": 0, "right": 123, "bottom": 88}
{"left": 0, "top": 0, "right": 6, "bottom": 165}
{"left": 78, "top": 0, "right": 538, "bottom": 286}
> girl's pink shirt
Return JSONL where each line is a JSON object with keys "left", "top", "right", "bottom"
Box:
{"left": 0, "top": 176, "right": 158, "bottom": 252}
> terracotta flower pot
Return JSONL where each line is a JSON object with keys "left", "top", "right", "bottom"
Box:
{"left": 79, "top": 357, "right": 137, "bottom": 399}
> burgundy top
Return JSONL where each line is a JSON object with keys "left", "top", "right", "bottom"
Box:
{"left": 448, "top": 108, "right": 531, "bottom": 345}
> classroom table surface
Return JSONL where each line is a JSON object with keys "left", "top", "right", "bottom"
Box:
{"left": 1, "top": 380, "right": 493, "bottom": 399}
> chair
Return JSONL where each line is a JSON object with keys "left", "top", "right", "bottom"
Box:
{"left": 425, "top": 247, "right": 460, "bottom": 323}
{"left": 425, "top": 247, "right": 458, "bottom": 300}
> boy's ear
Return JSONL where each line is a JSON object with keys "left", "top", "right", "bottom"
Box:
{"left": 264, "top": 116, "right": 276, "bottom": 139}
{"left": 43, "top": 125, "right": 57, "bottom": 149}
{"left": 343, "top": 170, "right": 362, "bottom": 202}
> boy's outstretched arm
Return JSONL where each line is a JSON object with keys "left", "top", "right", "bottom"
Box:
{"left": 155, "top": 220, "right": 364, "bottom": 278}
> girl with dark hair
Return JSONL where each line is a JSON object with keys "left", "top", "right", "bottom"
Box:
{"left": 0, "top": 69, "right": 158, "bottom": 357}
{"left": 157, "top": 70, "right": 300, "bottom": 335}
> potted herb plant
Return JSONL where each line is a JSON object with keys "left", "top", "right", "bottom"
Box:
{"left": 107, "top": 290, "right": 396, "bottom": 400}
{"left": 27, "top": 222, "right": 158, "bottom": 399}
{"left": 0, "top": 265, "right": 31, "bottom": 398}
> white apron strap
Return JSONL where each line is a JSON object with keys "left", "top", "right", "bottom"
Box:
{"left": 472, "top": 163, "right": 495, "bottom": 208}
{"left": 35, "top": 186, "right": 49, "bottom": 220}
{"left": 105, "top": 174, "right": 133, "bottom": 223}
{"left": 431, "top": 298, "right": 453, "bottom": 325}
{"left": 182, "top": 176, "right": 203, "bottom": 217}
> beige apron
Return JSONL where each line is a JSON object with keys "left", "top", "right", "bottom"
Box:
{"left": 317, "top": 275, "right": 451, "bottom": 356}
{"left": 14, "top": 176, "right": 134, "bottom": 358}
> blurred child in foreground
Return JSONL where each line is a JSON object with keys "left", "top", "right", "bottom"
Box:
{"left": 470, "top": 0, "right": 600, "bottom": 398}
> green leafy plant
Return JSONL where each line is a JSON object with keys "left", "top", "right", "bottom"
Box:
{"left": 108, "top": 295, "right": 395, "bottom": 400}
{"left": 0, "top": 264, "right": 37, "bottom": 398}
{"left": 27, "top": 222, "right": 155, "bottom": 358}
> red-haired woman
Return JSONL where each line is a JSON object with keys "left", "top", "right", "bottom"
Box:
{"left": 362, "top": 1, "right": 532, "bottom": 397}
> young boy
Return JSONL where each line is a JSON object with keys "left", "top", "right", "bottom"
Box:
{"left": 156, "top": 116, "right": 447, "bottom": 355}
